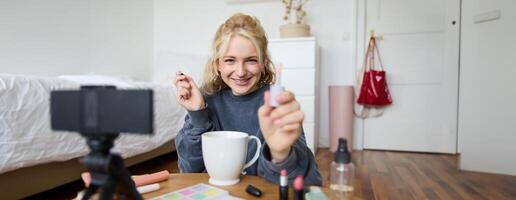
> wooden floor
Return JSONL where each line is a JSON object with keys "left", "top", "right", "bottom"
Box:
{"left": 317, "top": 150, "right": 516, "bottom": 200}
{"left": 26, "top": 149, "right": 516, "bottom": 200}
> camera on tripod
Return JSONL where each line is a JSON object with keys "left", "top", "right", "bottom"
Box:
{"left": 51, "top": 85, "right": 153, "bottom": 135}
{"left": 50, "top": 85, "right": 154, "bottom": 200}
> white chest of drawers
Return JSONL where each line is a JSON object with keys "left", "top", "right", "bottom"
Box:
{"left": 268, "top": 37, "right": 319, "bottom": 154}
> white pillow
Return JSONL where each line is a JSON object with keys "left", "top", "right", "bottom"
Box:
{"left": 58, "top": 74, "right": 134, "bottom": 88}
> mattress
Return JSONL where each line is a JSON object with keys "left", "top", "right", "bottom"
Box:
{"left": 0, "top": 74, "right": 186, "bottom": 174}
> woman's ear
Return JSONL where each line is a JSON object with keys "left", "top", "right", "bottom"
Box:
{"left": 215, "top": 65, "right": 222, "bottom": 78}
{"left": 216, "top": 63, "right": 221, "bottom": 75}
{"left": 216, "top": 59, "right": 223, "bottom": 72}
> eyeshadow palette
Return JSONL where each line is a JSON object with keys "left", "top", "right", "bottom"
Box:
{"left": 150, "top": 183, "right": 236, "bottom": 200}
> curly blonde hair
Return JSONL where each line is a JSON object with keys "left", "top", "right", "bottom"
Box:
{"left": 201, "top": 13, "right": 275, "bottom": 95}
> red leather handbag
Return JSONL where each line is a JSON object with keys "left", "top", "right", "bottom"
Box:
{"left": 357, "top": 37, "right": 393, "bottom": 106}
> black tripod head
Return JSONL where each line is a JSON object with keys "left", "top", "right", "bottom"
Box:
{"left": 50, "top": 86, "right": 154, "bottom": 200}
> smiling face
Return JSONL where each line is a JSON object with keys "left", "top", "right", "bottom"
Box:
{"left": 218, "top": 35, "right": 262, "bottom": 96}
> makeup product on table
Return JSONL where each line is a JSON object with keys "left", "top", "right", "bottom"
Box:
{"left": 150, "top": 183, "right": 242, "bottom": 200}
{"left": 305, "top": 186, "right": 329, "bottom": 200}
{"left": 270, "top": 64, "right": 284, "bottom": 107}
{"left": 81, "top": 170, "right": 170, "bottom": 187}
{"left": 245, "top": 184, "right": 262, "bottom": 197}
{"left": 279, "top": 169, "right": 288, "bottom": 200}
{"left": 132, "top": 170, "right": 171, "bottom": 186}
{"left": 330, "top": 138, "right": 355, "bottom": 197}
{"left": 137, "top": 183, "right": 160, "bottom": 194}
{"left": 293, "top": 176, "right": 305, "bottom": 200}
{"left": 76, "top": 183, "right": 161, "bottom": 198}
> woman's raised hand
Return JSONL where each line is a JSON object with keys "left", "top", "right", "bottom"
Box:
{"left": 258, "top": 90, "right": 304, "bottom": 163}
{"left": 174, "top": 72, "right": 205, "bottom": 111}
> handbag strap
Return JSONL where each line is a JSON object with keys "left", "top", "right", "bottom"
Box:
{"left": 362, "top": 36, "right": 385, "bottom": 71}
{"left": 372, "top": 38, "right": 385, "bottom": 71}
{"left": 369, "top": 39, "right": 375, "bottom": 71}
{"left": 363, "top": 37, "right": 375, "bottom": 71}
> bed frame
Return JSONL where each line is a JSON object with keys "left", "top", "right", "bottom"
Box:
{"left": 0, "top": 140, "right": 175, "bottom": 199}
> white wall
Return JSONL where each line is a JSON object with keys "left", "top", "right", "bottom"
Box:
{"left": 459, "top": 0, "right": 516, "bottom": 176}
{"left": 154, "top": 0, "right": 354, "bottom": 148}
{"left": 0, "top": 0, "right": 153, "bottom": 81}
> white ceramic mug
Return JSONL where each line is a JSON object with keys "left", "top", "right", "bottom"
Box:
{"left": 201, "top": 131, "right": 262, "bottom": 186}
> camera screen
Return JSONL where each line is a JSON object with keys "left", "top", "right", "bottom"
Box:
{"left": 50, "top": 86, "right": 153, "bottom": 135}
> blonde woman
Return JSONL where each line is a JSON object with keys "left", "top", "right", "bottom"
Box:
{"left": 174, "top": 13, "right": 321, "bottom": 185}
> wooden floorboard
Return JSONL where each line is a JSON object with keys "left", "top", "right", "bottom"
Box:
{"left": 26, "top": 148, "right": 516, "bottom": 200}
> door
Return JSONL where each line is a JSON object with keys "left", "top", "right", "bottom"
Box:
{"left": 362, "top": 0, "right": 460, "bottom": 153}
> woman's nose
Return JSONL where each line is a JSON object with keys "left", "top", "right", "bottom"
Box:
{"left": 236, "top": 62, "right": 246, "bottom": 76}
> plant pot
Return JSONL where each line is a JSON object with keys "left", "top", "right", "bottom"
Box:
{"left": 280, "top": 23, "right": 310, "bottom": 38}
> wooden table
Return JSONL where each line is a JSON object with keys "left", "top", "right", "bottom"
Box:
{"left": 143, "top": 173, "right": 361, "bottom": 200}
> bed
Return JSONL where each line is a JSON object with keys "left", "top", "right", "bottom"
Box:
{"left": 0, "top": 74, "right": 186, "bottom": 199}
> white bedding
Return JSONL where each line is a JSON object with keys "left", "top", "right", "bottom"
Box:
{"left": 0, "top": 74, "right": 186, "bottom": 173}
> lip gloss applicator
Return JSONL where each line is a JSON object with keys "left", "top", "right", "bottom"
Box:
{"left": 270, "top": 64, "right": 284, "bottom": 107}
{"left": 176, "top": 71, "right": 187, "bottom": 100}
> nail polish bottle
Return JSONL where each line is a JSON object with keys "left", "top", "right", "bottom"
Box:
{"left": 330, "top": 138, "right": 355, "bottom": 198}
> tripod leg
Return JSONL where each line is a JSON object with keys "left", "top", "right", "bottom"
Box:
{"left": 112, "top": 155, "right": 143, "bottom": 200}
{"left": 82, "top": 184, "right": 98, "bottom": 200}
{"left": 119, "top": 169, "right": 142, "bottom": 200}
{"left": 100, "top": 184, "right": 115, "bottom": 200}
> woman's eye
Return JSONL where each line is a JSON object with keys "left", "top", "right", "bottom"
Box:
{"left": 247, "top": 59, "right": 258, "bottom": 64}
{"left": 224, "top": 59, "right": 235, "bottom": 64}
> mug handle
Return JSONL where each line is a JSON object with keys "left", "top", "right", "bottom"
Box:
{"left": 242, "top": 135, "right": 262, "bottom": 171}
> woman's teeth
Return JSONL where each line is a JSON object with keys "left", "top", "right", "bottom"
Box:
{"left": 233, "top": 78, "right": 250, "bottom": 86}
